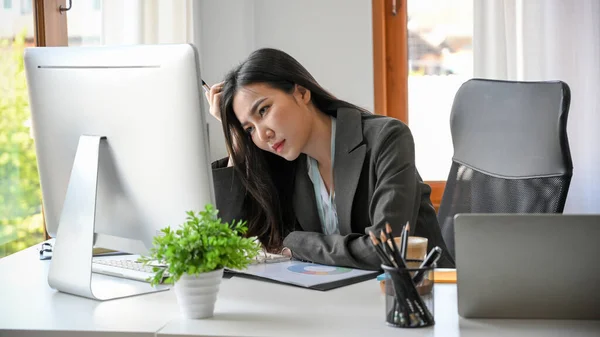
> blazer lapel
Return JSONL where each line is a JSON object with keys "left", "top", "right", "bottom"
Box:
{"left": 293, "top": 154, "right": 322, "bottom": 233}
{"left": 334, "top": 108, "right": 366, "bottom": 235}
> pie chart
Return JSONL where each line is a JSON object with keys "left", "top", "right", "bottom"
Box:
{"left": 287, "top": 263, "right": 352, "bottom": 275}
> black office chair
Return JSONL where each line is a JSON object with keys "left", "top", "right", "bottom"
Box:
{"left": 437, "top": 79, "right": 572, "bottom": 259}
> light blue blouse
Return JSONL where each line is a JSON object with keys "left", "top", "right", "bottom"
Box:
{"left": 306, "top": 117, "right": 339, "bottom": 235}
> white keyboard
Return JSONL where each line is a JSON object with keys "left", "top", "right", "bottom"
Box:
{"left": 92, "top": 256, "right": 169, "bottom": 283}
{"left": 252, "top": 252, "right": 291, "bottom": 264}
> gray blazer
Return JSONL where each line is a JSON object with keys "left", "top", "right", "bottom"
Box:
{"left": 212, "top": 108, "right": 454, "bottom": 270}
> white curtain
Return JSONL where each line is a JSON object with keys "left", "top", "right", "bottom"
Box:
{"left": 474, "top": 0, "right": 600, "bottom": 213}
{"left": 101, "top": 0, "right": 195, "bottom": 45}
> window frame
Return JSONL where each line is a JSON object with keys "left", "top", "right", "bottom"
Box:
{"left": 372, "top": 0, "right": 446, "bottom": 211}
{"left": 34, "top": 0, "right": 68, "bottom": 47}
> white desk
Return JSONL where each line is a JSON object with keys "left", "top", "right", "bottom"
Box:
{"left": 0, "top": 242, "right": 179, "bottom": 337}
{"left": 157, "top": 277, "right": 600, "bottom": 337}
{"left": 2, "top": 243, "right": 600, "bottom": 337}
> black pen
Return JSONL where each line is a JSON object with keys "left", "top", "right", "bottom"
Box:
{"left": 400, "top": 221, "right": 410, "bottom": 260}
{"left": 201, "top": 80, "right": 211, "bottom": 93}
{"left": 412, "top": 246, "right": 442, "bottom": 285}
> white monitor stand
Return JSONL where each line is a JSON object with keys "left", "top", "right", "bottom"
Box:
{"left": 47, "top": 135, "right": 169, "bottom": 300}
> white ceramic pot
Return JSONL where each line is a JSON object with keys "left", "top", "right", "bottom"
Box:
{"left": 173, "top": 268, "right": 224, "bottom": 319}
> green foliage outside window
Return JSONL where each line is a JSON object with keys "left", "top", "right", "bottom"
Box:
{"left": 0, "top": 34, "right": 45, "bottom": 257}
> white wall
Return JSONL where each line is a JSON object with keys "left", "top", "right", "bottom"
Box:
{"left": 193, "top": 0, "right": 374, "bottom": 160}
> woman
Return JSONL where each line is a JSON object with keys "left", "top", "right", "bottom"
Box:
{"left": 207, "top": 48, "right": 454, "bottom": 270}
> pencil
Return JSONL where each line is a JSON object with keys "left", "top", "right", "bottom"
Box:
{"left": 368, "top": 231, "right": 393, "bottom": 267}
{"left": 386, "top": 223, "right": 406, "bottom": 265}
{"left": 380, "top": 231, "right": 400, "bottom": 269}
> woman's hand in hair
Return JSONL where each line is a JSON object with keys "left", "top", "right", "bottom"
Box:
{"left": 204, "top": 81, "right": 225, "bottom": 121}
{"left": 205, "top": 81, "right": 236, "bottom": 167}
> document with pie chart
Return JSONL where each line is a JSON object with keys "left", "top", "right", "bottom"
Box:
{"left": 226, "top": 261, "right": 379, "bottom": 291}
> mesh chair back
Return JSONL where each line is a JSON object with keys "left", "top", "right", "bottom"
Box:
{"left": 438, "top": 79, "right": 572, "bottom": 259}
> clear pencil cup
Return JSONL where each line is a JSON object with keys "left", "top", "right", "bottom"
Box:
{"left": 382, "top": 261, "right": 435, "bottom": 328}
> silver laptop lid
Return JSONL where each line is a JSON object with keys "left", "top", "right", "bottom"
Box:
{"left": 455, "top": 214, "right": 600, "bottom": 319}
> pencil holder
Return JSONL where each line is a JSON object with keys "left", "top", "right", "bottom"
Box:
{"left": 382, "top": 263, "right": 435, "bottom": 328}
{"left": 379, "top": 259, "right": 433, "bottom": 296}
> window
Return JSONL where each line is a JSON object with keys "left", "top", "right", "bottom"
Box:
{"left": 372, "top": 0, "right": 473, "bottom": 210}
{"left": 3, "top": 0, "right": 12, "bottom": 10}
{"left": 0, "top": 1, "right": 39, "bottom": 258}
{"left": 20, "top": 0, "right": 31, "bottom": 14}
{"left": 407, "top": 0, "right": 473, "bottom": 181}
{"left": 67, "top": 0, "right": 103, "bottom": 45}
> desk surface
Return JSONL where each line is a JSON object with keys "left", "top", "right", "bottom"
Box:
{"left": 0, "top": 242, "right": 178, "bottom": 337}
{"left": 2, "top": 243, "right": 600, "bottom": 337}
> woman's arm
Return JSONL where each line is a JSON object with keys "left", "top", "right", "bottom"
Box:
{"left": 282, "top": 120, "right": 427, "bottom": 270}
{"left": 212, "top": 158, "right": 246, "bottom": 225}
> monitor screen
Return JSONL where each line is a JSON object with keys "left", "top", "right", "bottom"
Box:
{"left": 24, "top": 44, "right": 215, "bottom": 255}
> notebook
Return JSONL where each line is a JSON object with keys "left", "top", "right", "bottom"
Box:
{"left": 227, "top": 259, "right": 379, "bottom": 291}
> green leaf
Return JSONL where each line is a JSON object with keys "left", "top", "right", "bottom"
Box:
{"left": 138, "top": 204, "right": 262, "bottom": 285}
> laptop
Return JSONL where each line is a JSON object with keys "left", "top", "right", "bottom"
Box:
{"left": 454, "top": 214, "right": 600, "bottom": 319}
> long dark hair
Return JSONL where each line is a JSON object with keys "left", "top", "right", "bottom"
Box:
{"left": 219, "top": 48, "right": 365, "bottom": 251}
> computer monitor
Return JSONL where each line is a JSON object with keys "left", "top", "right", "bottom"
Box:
{"left": 24, "top": 44, "right": 215, "bottom": 300}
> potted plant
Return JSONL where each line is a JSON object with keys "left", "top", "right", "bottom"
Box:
{"left": 139, "top": 204, "right": 261, "bottom": 319}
